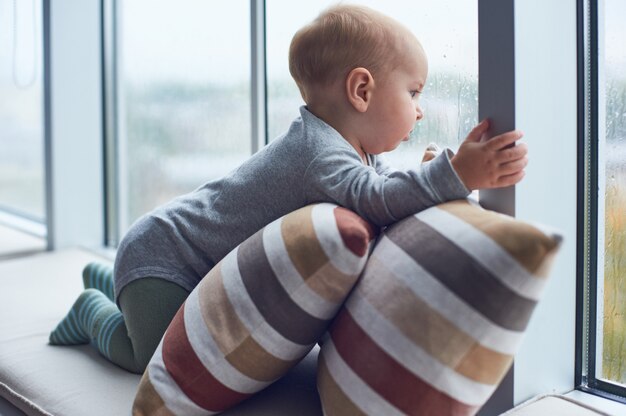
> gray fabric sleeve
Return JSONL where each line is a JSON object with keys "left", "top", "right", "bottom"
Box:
{"left": 373, "top": 153, "right": 397, "bottom": 176}
{"left": 303, "top": 146, "right": 470, "bottom": 226}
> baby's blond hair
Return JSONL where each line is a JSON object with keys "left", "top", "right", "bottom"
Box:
{"left": 289, "top": 4, "right": 413, "bottom": 103}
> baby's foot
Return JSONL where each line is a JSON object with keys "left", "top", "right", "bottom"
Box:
{"left": 49, "top": 288, "right": 112, "bottom": 345}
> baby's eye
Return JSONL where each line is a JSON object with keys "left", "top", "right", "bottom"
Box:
{"left": 410, "top": 90, "right": 422, "bottom": 99}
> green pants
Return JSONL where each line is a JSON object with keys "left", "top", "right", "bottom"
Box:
{"left": 117, "top": 278, "right": 190, "bottom": 373}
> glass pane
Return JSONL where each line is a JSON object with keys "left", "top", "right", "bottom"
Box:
{"left": 0, "top": 0, "right": 44, "bottom": 221}
{"left": 601, "top": 0, "right": 626, "bottom": 385}
{"left": 266, "top": 0, "right": 477, "bottom": 170}
{"left": 116, "top": 0, "right": 251, "bottom": 235}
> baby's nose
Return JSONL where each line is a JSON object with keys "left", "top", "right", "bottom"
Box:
{"left": 416, "top": 106, "right": 424, "bottom": 121}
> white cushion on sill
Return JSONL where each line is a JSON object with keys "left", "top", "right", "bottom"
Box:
{"left": 0, "top": 248, "right": 321, "bottom": 416}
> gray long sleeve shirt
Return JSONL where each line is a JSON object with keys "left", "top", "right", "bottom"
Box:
{"left": 113, "top": 106, "right": 470, "bottom": 302}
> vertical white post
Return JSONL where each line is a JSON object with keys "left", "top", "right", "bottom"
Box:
{"left": 513, "top": 0, "right": 578, "bottom": 403}
{"left": 45, "top": 0, "right": 104, "bottom": 250}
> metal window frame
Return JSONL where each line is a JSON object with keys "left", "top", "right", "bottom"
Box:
{"left": 576, "top": 0, "right": 626, "bottom": 403}
{"left": 43, "top": 0, "right": 53, "bottom": 249}
{"left": 477, "top": 0, "right": 516, "bottom": 218}
{"left": 475, "top": 1, "right": 516, "bottom": 413}
{"left": 102, "top": 0, "right": 120, "bottom": 247}
{"left": 251, "top": 0, "right": 268, "bottom": 153}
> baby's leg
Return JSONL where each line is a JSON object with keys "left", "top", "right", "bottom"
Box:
{"left": 49, "top": 278, "right": 188, "bottom": 374}
{"left": 82, "top": 262, "right": 115, "bottom": 301}
{"left": 117, "top": 278, "right": 189, "bottom": 372}
{"left": 49, "top": 288, "right": 114, "bottom": 347}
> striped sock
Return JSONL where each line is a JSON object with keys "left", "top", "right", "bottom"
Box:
{"left": 82, "top": 262, "right": 115, "bottom": 301}
{"left": 49, "top": 289, "right": 124, "bottom": 361}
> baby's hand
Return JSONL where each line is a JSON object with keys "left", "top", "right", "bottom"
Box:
{"left": 451, "top": 119, "right": 527, "bottom": 190}
{"left": 421, "top": 143, "right": 441, "bottom": 163}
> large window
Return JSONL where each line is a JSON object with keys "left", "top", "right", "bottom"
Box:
{"left": 266, "top": 0, "right": 477, "bottom": 170}
{"left": 106, "top": 0, "right": 477, "bottom": 244}
{"left": 580, "top": 0, "right": 626, "bottom": 402}
{"left": 0, "top": 0, "right": 44, "bottom": 222}
{"left": 109, "top": 0, "right": 251, "bottom": 242}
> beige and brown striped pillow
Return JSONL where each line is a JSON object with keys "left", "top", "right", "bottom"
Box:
{"left": 317, "top": 199, "right": 562, "bottom": 416}
{"left": 132, "top": 203, "right": 376, "bottom": 415}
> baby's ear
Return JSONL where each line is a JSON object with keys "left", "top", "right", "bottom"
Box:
{"left": 345, "top": 67, "right": 374, "bottom": 113}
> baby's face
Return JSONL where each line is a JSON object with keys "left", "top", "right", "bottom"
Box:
{"left": 360, "top": 41, "right": 428, "bottom": 155}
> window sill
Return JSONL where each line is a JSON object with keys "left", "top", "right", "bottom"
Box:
{"left": 565, "top": 389, "right": 626, "bottom": 415}
{"left": 0, "top": 221, "right": 46, "bottom": 260}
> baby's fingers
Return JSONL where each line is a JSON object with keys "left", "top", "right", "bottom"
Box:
{"left": 499, "top": 156, "right": 528, "bottom": 175}
{"left": 421, "top": 150, "right": 437, "bottom": 163}
{"left": 487, "top": 130, "right": 524, "bottom": 150}
{"left": 496, "top": 142, "right": 528, "bottom": 162}
{"left": 465, "top": 119, "right": 490, "bottom": 143}
{"left": 497, "top": 170, "right": 526, "bottom": 187}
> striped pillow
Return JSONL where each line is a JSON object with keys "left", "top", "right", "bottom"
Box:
{"left": 317, "top": 199, "right": 562, "bottom": 416}
{"left": 132, "top": 203, "right": 376, "bottom": 415}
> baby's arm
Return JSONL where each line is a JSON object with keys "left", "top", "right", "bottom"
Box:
{"left": 451, "top": 119, "right": 527, "bottom": 189}
{"left": 303, "top": 146, "right": 470, "bottom": 227}
{"left": 373, "top": 153, "right": 397, "bottom": 176}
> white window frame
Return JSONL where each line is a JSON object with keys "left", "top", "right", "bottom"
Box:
{"left": 44, "top": 0, "right": 105, "bottom": 250}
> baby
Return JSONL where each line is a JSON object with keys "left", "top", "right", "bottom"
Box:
{"left": 49, "top": 4, "right": 527, "bottom": 374}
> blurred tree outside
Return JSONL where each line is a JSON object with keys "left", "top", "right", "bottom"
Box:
{"left": 603, "top": 78, "right": 626, "bottom": 384}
